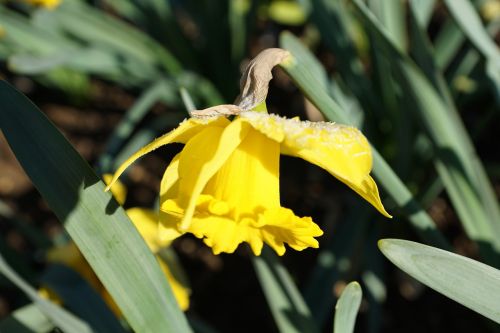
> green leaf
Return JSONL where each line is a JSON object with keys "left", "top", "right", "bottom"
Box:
{"left": 0, "top": 303, "right": 55, "bottom": 333}
{"left": 0, "top": 7, "right": 76, "bottom": 55}
{"left": 379, "top": 239, "right": 500, "bottom": 324}
{"left": 433, "top": 19, "right": 465, "bottom": 70}
{"left": 0, "top": 252, "right": 92, "bottom": 333}
{"left": 333, "top": 282, "right": 362, "bottom": 333}
{"left": 306, "top": 0, "right": 378, "bottom": 112}
{"left": 40, "top": 264, "right": 126, "bottom": 333}
{"left": 180, "top": 87, "right": 197, "bottom": 113}
{"left": 367, "top": 0, "right": 406, "bottom": 51}
{"left": 102, "top": 0, "right": 198, "bottom": 69}
{"left": 229, "top": 0, "right": 251, "bottom": 62}
{"left": 409, "top": 0, "right": 436, "bottom": 28}
{"left": 97, "top": 79, "right": 178, "bottom": 174}
{"left": 442, "top": 0, "right": 500, "bottom": 62}
{"left": 253, "top": 247, "right": 318, "bottom": 333}
{"left": 442, "top": 0, "right": 500, "bottom": 98}
{"left": 0, "top": 80, "right": 191, "bottom": 333}
{"left": 43, "top": 0, "right": 181, "bottom": 75}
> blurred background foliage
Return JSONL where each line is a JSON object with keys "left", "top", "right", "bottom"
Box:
{"left": 0, "top": 0, "right": 500, "bottom": 332}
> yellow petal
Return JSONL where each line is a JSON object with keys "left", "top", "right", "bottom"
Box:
{"left": 258, "top": 208, "right": 323, "bottom": 255}
{"left": 157, "top": 258, "right": 190, "bottom": 311}
{"left": 344, "top": 175, "right": 391, "bottom": 218}
{"left": 160, "top": 153, "right": 181, "bottom": 205}
{"left": 176, "top": 118, "right": 251, "bottom": 229}
{"left": 203, "top": 127, "right": 281, "bottom": 217}
{"left": 188, "top": 215, "right": 246, "bottom": 254}
{"left": 241, "top": 112, "right": 391, "bottom": 217}
{"left": 126, "top": 208, "right": 160, "bottom": 253}
{"left": 102, "top": 173, "right": 127, "bottom": 205}
{"left": 241, "top": 112, "right": 371, "bottom": 182}
{"left": 158, "top": 153, "right": 184, "bottom": 245}
{"left": 105, "top": 117, "right": 228, "bottom": 192}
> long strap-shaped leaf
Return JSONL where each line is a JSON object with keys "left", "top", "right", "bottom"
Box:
{"left": 0, "top": 303, "right": 54, "bottom": 333}
{"left": 0, "top": 252, "right": 92, "bottom": 333}
{"left": 0, "top": 81, "right": 191, "bottom": 333}
{"left": 441, "top": 0, "right": 500, "bottom": 98}
{"left": 379, "top": 239, "right": 500, "bottom": 324}
{"left": 253, "top": 247, "right": 318, "bottom": 333}
{"left": 333, "top": 282, "right": 362, "bottom": 333}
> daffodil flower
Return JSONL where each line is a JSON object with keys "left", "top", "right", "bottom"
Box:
{"left": 106, "top": 48, "right": 390, "bottom": 256}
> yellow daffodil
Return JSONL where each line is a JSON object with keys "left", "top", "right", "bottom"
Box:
{"left": 106, "top": 48, "right": 390, "bottom": 256}
{"left": 21, "top": 0, "right": 61, "bottom": 9}
{"left": 106, "top": 109, "right": 390, "bottom": 256}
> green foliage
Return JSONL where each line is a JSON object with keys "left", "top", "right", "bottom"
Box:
{"left": 334, "top": 282, "right": 362, "bottom": 333}
{"left": 379, "top": 239, "right": 500, "bottom": 324}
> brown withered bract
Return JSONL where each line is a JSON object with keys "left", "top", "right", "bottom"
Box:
{"left": 191, "top": 48, "right": 291, "bottom": 118}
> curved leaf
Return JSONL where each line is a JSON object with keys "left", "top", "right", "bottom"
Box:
{"left": 334, "top": 282, "right": 362, "bottom": 333}
{"left": 0, "top": 80, "right": 191, "bottom": 333}
{"left": 379, "top": 239, "right": 500, "bottom": 324}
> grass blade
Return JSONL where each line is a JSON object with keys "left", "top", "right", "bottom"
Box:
{"left": 0, "top": 303, "right": 55, "bottom": 333}
{"left": 0, "top": 252, "right": 92, "bottom": 333}
{"left": 446, "top": 0, "right": 500, "bottom": 99}
{"left": 252, "top": 247, "right": 318, "bottom": 333}
{"left": 442, "top": 0, "right": 500, "bottom": 71}
{"left": 97, "top": 79, "right": 177, "bottom": 173}
{"left": 367, "top": 0, "right": 406, "bottom": 51}
{"left": 45, "top": 0, "right": 181, "bottom": 75}
{"left": 379, "top": 239, "right": 500, "bottom": 324}
{"left": 307, "top": 0, "right": 378, "bottom": 112}
{"left": 40, "top": 264, "right": 126, "bottom": 333}
{"left": 0, "top": 81, "right": 191, "bottom": 333}
{"left": 410, "top": 0, "right": 436, "bottom": 28}
{"left": 333, "top": 282, "right": 362, "bottom": 333}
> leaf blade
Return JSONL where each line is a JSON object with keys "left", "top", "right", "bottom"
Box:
{"left": 0, "top": 80, "right": 191, "bottom": 333}
{"left": 379, "top": 239, "right": 500, "bottom": 324}
{"left": 333, "top": 282, "right": 362, "bottom": 333}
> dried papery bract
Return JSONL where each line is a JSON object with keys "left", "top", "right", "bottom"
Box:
{"left": 191, "top": 48, "right": 291, "bottom": 118}
{"left": 235, "top": 48, "right": 291, "bottom": 111}
{"left": 190, "top": 104, "right": 243, "bottom": 118}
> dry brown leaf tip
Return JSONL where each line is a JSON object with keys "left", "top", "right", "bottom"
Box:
{"left": 235, "top": 48, "right": 291, "bottom": 111}
{"left": 191, "top": 48, "right": 291, "bottom": 119}
{"left": 190, "top": 104, "right": 242, "bottom": 118}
